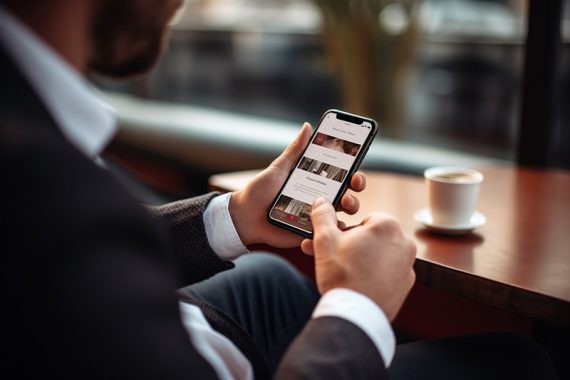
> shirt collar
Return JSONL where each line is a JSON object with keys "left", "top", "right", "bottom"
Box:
{"left": 0, "top": 5, "right": 117, "bottom": 158}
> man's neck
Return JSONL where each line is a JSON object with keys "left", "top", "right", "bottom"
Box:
{"left": 2, "top": 0, "right": 91, "bottom": 73}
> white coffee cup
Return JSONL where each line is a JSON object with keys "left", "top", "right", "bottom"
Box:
{"left": 424, "top": 167, "right": 484, "bottom": 226}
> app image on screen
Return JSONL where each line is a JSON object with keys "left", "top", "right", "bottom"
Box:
{"left": 270, "top": 112, "right": 373, "bottom": 233}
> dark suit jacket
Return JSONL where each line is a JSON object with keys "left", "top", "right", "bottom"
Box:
{"left": 0, "top": 45, "right": 387, "bottom": 379}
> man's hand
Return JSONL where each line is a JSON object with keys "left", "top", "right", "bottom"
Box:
{"left": 301, "top": 198, "right": 416, "bottom": 321}
{"left": 229, "top": 123, "right": 366, "bottom": 248}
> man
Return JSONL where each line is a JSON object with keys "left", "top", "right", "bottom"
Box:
{"left": 0, "top": 0, "right": 557, "bottom": 379}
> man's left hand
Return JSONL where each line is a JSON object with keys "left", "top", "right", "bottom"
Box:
{"left": 229, "top": 122, "right": 367, "bottom": 248}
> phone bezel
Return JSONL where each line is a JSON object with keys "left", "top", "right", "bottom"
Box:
{"left": 267, "top": 109, "right": 379, "bottom": 238}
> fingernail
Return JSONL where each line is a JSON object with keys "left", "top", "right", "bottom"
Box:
{"left": 313, "top": 197, "right": 326, "bottom": 207}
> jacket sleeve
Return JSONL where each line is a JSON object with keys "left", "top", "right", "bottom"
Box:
{"left": 275, "top": 317, "right": 389, "bottom": 380}
{"left": 148, "top": 193, "right": 234, "bottom": 287}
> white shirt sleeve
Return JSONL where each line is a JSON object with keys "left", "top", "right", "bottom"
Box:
{"left": 203, "top": 193, "right": 249, "bottom": 260}
{"left": 312, "top": 288, "right": 396, "bottom": 367}
{"left": 179, "top": 302, "right": 253, "bottom": 380}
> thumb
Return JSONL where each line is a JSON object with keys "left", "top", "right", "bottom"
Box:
{"left": 311, "top": 197, "right": 339, "bottom": 248}
{"left": 271, "top": 122, "right": 312, "bottom": 171}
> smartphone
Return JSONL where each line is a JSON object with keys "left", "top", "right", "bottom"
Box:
{"left": 267, "top": 109, "right": 379, "bottom": 238}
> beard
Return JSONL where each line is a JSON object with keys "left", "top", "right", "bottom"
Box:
{"left": 88, "top": 0, "right": 182, "bottom": 78}
{"left": 88, "top": 28, "right": 167, "bottom": 79}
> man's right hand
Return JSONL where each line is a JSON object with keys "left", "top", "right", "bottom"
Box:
{"left": 301, "top": 197, "right": 416, "bottom": 321}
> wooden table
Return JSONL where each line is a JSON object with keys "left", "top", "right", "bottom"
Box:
{"left": 209, "top": 166, "right": 570, "bottom": 327}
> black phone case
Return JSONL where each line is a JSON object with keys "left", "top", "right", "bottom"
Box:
{"left": 267, "top": 109, "right": 379, "bottom": 238}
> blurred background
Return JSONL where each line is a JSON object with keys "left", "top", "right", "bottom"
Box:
{"left": 96, "top": 0, "right": 570, "bottom": 199}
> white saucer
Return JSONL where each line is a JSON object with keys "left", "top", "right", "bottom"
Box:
{"left": 414, "top": 208, "right": 486, "bottom": 235}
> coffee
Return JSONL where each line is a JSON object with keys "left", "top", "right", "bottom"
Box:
{"left": 433, "top": 172, "right": 479, "bottom": 181}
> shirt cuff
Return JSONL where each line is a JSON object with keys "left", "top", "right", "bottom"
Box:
{"left": 203, "top": 193, "right": 249, "bottom": 260}
{"left": 312, "top": 288, "right": 396, "bottom": 367}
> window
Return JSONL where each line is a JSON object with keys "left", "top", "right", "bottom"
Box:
{"left": 97, "top": 0, "right": 569, "bottom": 169}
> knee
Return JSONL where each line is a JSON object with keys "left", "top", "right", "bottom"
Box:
{"left": 236, "top": 253, "right": 298, "bottom": 281}
{"left": 234, "top": 253, "right": 314, "bottom": 291}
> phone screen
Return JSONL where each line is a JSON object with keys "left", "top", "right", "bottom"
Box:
{"left": 268, "top": 110, "right": 376, "bottom": 235}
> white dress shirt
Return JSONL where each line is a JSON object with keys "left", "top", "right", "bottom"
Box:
{"left": 0, "top": 5, "right": 395, "bottom": 379}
